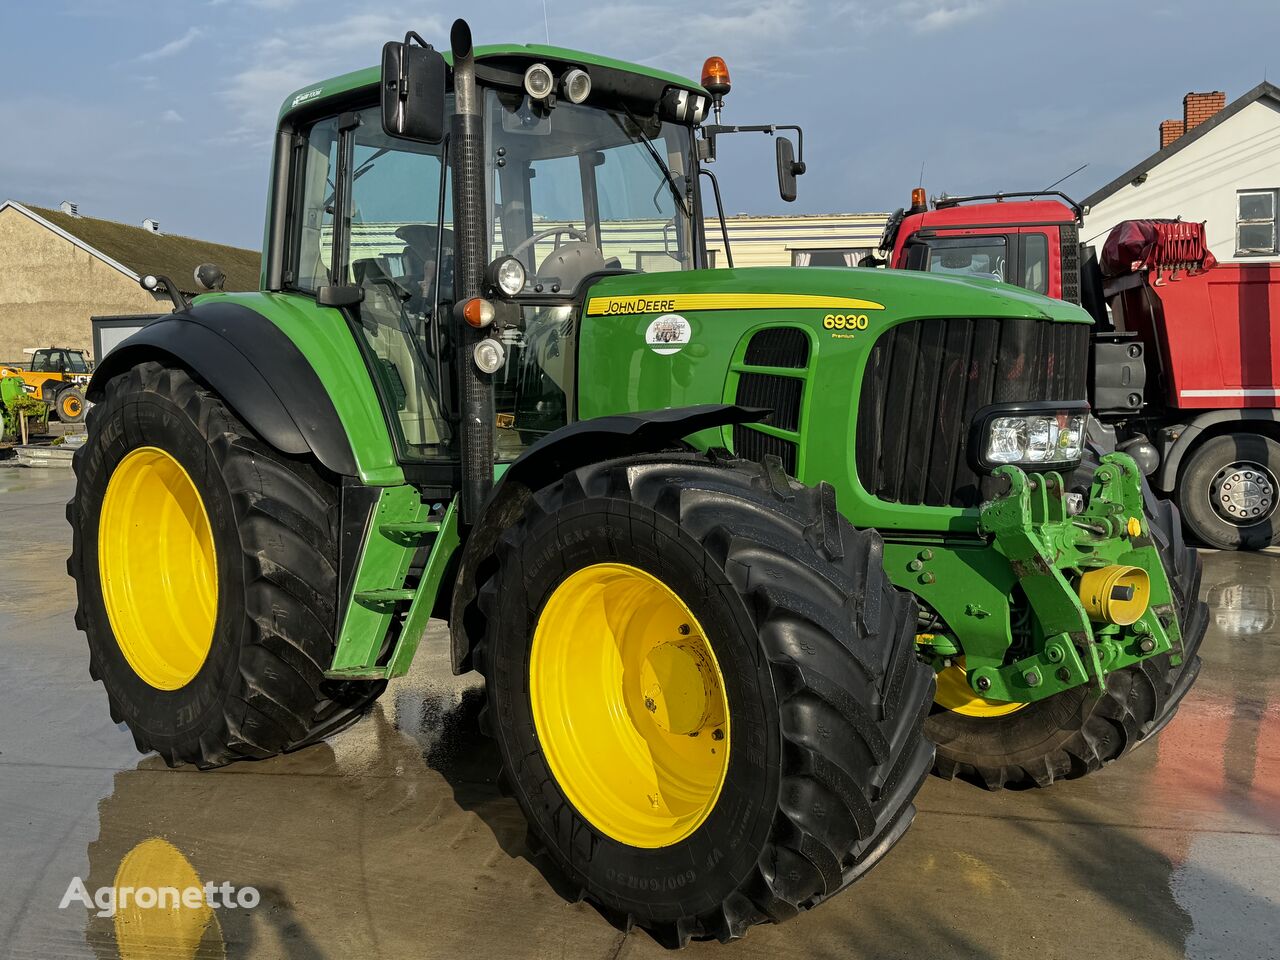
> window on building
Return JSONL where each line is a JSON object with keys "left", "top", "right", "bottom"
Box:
{"left": 1237, "top": 190, "right": 1278, "bottom": 256}
{"left": 792, "top": 248, "right": 872, "bottom": 267}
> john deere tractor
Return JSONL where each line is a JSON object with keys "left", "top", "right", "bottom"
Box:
{"left": 69, "top": 20, "right": 1205, "bottom": 944}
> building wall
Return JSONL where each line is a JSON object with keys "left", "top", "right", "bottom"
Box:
{"left": 0, "top": 207, "right": 165, "bottom": 363}
{"left": 1083, "top": 99, "right": 1280, "bottom": 264}
{"left": 706, "top": 214, "right": 888, "bottom": 268}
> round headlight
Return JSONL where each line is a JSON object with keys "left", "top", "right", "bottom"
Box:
{"left": 488, "top": 256, "right": 527, "bottom": 297}
{"left": 562, "top": 68, "right": 591, "bottom": 104}
{"left": 524, "top": 63, "right": 554, "bottom": 101}
{"left": 473, "top": 338, "right": 507, "bottom": 374}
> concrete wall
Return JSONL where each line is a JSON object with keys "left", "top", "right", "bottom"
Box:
{"left": 0, "top": 207, "right": 165, "bottom": 363}
{"left": 1083, "top": 99, "right": 1280, "bottom": 264}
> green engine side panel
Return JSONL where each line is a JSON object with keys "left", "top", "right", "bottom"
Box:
{"left": 577, "top": 266, "right": 1091, "bottom": 535}
{"left": 190, "top": 291, "right": 403, "bottom": 486}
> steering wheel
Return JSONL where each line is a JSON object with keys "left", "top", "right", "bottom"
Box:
{"left": 509, "top": 226, "right": 592, "bottom": 261}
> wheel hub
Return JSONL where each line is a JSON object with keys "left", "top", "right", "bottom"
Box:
{"left": 98, "top": 446, "right": 219, "bottom": 690}
{"left": 1211, "top": 460, "right": 1277, "bottom": 526}
{"left": 529, "top": 563, "right": 730, "bottom": 848}
{"left": 640, "top": 639, "right": 723, "bottom": 737}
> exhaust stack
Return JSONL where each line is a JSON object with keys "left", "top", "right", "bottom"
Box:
{"left": 449, "top": 19, "right": 494, "bottom": 524}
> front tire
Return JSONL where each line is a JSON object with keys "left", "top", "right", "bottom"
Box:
{"left": 469, "top": 453, "right": 935, "bottom": 944}
{"left": 68, "top": 360, "right": 383, "bottom": 768}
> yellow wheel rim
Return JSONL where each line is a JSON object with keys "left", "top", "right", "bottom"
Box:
{"left": 61, "top": 393, "right": 83, "bottom": 419}
{"left": 99, "top": 447, "right": 218, "bottom": 691}
{"left": 935, "top": 658, "right": 1028, "bottom": 718}
{"left": 112, "top": 838, "right": 219, "bottom": 959}
{"left": 530, "top": 563, "right": 730, "bottom": 848}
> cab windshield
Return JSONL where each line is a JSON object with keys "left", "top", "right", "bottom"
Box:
{"left": 486, "top": 89, "right": 697, "bottom": 290}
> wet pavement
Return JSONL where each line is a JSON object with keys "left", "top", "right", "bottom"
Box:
{"left": 2, "top": 467, "right": 1278, "bottom": 960}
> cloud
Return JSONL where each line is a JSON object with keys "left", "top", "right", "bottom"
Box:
{"left": 160, "top": 109, "right": 184, "bottom": 123}
{"left": 220, "top": 13, "right": 446, "bottom": 132}
{"left": 136, "top": 26, "right": 203, "bottom": 62}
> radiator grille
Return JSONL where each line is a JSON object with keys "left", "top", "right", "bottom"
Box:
{"left": 736, "top": 372, "right": 803, "bottom": 432}
{"left": 742, "top": 327, "right": 810, "bottom": 368}
{"left": 855, "top": 318, "right": 1090, "bottom": 508}
{"left": 1060, "top": 223, "right": 1081, "bottom": 305}
{"left": 732, "top": 327, "right": 809, "bottom": 474}
{"left": 733, "top": 424, "right": 797, "bottom": 475}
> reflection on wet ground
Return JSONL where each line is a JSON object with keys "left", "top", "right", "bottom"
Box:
{"left": 2, "top": 469, "right": 1278, "bottom": 959}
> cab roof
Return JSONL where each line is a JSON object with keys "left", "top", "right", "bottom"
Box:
{"left": 279, "top": 42, "right": 707, "bottom": 122}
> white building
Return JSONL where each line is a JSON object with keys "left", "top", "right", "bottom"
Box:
{"left": 1082, "top": 84, "right": 1280, "bottom": 264}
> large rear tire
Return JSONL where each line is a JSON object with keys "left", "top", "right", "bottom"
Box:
{"left": 927, "top": 460, "right": 1207, "bottom": 789}
{"left": 68, "top": 360, "right": 383, "bottom": 768}
{"left": 468, "top": 453, "right": 935, "bottom": 944}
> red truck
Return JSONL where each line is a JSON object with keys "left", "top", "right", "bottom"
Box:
{"left": 880, "top": 189, "right": 1280, "bottom": 550}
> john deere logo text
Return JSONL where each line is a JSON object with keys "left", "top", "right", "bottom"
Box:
{"left": 602, "top": 297, "right": 676, "bottom": 315}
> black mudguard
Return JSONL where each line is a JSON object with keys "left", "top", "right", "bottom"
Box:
{"left": 448, "top": 403, "right": 766, "bottom": 673}
{"left": 87, "top": 300, "right": 357, "bottom": 477}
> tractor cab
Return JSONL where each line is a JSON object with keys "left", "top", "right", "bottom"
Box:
{"left": 29, "top": 347, "right": 92, "bottom": 374}
{"left": 880, "top": 189, "right": 1087, "bottom": 305}
{"left": 273, "top": 45, "right": 794, "bottom": 464}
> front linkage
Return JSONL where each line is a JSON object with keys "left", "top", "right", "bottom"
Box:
{"left": 912, "top": 452, "right": 1183, "bottom": 705}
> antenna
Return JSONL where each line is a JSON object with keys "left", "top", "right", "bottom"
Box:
{"left": 917, "top": 160, "right": 926, "bottom": 188}
{"left": 1037, "top": 162, "right": 1088, "bottom": 196}
{"left": 542, "top": 0, "right": 551, "bottom": 43}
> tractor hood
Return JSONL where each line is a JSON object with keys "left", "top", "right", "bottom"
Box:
{"left": 581, "top": 266, "right": 1094, "bottom": 326}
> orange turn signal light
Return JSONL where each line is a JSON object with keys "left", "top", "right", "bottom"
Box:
{"left": 701, "top": 56, "right": 731, "bottom": 96}
{"left": 460, "top": 296, "right": 496, "bottom": 328}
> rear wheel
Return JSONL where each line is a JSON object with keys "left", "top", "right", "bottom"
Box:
{"left": 469, "top": 453, "right": 935, "bottom": 944}
{"left": 1178, "top": 433, "right": 1280, "bottom": 550}
{"left": 68, "top": 360, "right": 383, "bottom": 768}
{"left": 56, "top": 386, "right": 86, "bottom": 423}
{"left": 928, "top": 459, "right": 1207, "bottom": 789}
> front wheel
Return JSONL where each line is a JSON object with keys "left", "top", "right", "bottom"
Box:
{"left": 68, "top": 360, "right": 383, "bottom": 768}
{"left": 469, "top": 453, "right": 935, "bottom": 944}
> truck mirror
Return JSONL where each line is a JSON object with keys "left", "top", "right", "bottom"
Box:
{"left": 776, "top": 136, "right": 803, "bottom": 202}
{"left": 381, "top": 33, "right": 446, "bottom": 144}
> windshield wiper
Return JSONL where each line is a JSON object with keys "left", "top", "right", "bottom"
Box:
{"left": 616, "top": 108, "right": 690, "bottom": 219}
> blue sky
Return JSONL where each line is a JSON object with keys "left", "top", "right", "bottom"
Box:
{"left": 2, "top": 0, "right": 1276, "bottom": 249}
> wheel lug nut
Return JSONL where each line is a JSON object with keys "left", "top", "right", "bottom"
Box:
{"left": 712, "top": 728, "right": 724, "bottom": 741}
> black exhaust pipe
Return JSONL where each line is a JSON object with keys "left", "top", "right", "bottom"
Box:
{"left": 449, "top": 19, "right": 494, "bottom": 525}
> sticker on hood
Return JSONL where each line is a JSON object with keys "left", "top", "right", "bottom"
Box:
{"left": 645, "top": 314, "right": 691, "bottom": 355}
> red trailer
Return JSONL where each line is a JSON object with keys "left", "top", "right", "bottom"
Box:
{"left": 882, "top": 191, "right": 1280, "bottom": 549}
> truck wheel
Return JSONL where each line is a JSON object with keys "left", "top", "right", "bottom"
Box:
{"left": 67, "top": 360, "right": 384, "bottom": 768}
{"left": 56, "top": 386, "right": 86, "bottom": 423}
{"left": 931, "top": 460, "right": 1207, "bottom": 789}
{"left": 1178, "top": 433, "right": 1280, "bottom": 550}
{"left": 468, "top": 453, "right": 935, "bottom": 944}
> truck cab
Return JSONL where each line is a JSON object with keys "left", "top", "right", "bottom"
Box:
{"left": 882, "top": 190, "right": 1085, "bottom": 304}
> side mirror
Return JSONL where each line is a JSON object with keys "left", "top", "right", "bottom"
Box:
{"left": 776, "top": 136, "right": 805, "bottom": 202}
{"left": 381, "top": 32, "right": 447, "bottom": 144}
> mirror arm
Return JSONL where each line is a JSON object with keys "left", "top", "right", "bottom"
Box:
{"left": 139, "top": 275, "right": 190, "bottom": 313}
{"left": 698, "top": 168, "right": 734, "bottom": 269}
{"left": 702, "top": 122, "right": 806, "bottom": 172}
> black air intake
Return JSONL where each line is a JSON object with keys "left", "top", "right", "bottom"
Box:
{"left": 732, "top": 326, "right": 810, "bottom": 475}
{"left": 856, "top": 318, "right": 1089, "bottom": 508}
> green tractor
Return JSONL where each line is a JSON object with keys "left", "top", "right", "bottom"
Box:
{"left": 68, "top": 20, "right": 1205, "bottom": 944}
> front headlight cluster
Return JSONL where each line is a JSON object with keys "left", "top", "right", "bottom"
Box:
{"left": 978, "top": 406, "right": 1089, "bottom": 470}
